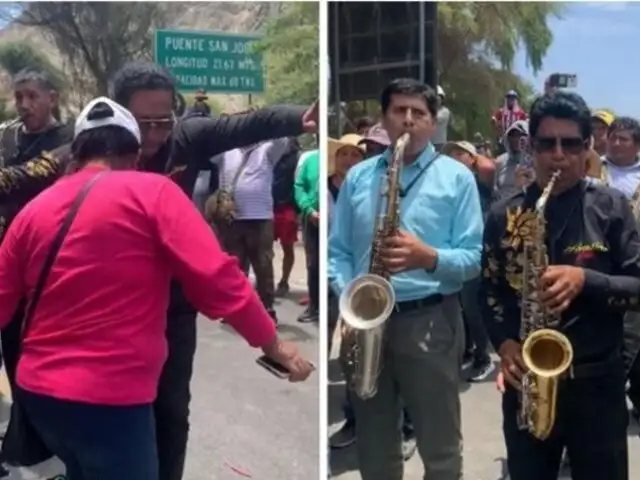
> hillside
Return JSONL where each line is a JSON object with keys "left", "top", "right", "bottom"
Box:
{"left": 0, "top": 2, "right": 283, "bottom": 113}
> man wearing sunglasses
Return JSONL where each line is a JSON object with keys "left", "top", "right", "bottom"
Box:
{"left": 0, "top": 61, "right": 318, "bottom": 480}
{"left": 481, "top": 91, "right": 640, "bottom": 480}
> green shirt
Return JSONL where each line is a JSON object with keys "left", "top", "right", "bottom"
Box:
{"left": 294, "top": 149, "right": 319, "bottom": 217}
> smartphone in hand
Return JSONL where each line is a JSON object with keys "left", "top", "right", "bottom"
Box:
{"left": 256, "top": 355, "right": 316, "bottom": 380}
{"left": 256, "top": 355, "right": 292, "bottom": 379}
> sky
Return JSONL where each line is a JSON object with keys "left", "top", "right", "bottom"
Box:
{"left": 513, "top": 1, "right": 640, "bottom": 116}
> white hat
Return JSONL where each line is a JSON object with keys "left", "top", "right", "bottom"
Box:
{"left": 74, "top": 96, "right": 141, "bottom": 144}
{"left": 437, "top": 85, "right": 445, "bottom": 97}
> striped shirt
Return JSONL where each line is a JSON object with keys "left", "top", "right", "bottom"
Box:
{"left": 218, "top": 138, "right": 289, "bottom": 220}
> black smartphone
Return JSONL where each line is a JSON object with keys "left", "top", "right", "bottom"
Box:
{"left": 256, "top": 355, "right": 291, "bottom": 379}
{"left": 548, "top": 73, "right": 578, "bottom": 89}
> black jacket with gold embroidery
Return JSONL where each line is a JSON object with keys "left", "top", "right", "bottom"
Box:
{"left": 480, "top": 180, "right": 640, "bottom": 364}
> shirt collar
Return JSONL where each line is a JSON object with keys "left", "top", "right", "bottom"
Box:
{"left": 375, "top": 142, "right": 436, "bottom": 170}
{"left": 602, "top": 155, "right": 640, "bottom": 170}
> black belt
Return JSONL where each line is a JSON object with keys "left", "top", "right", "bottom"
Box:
{"left": 565, "top": 355, "right": 623, "bottom": 380}
{"left": 394, "top": 294, "right": 444, "bottom": 314}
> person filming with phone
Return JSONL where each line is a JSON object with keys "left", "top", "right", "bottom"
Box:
{"left": 494, "top": 120, "right": 533, "bottom": 200}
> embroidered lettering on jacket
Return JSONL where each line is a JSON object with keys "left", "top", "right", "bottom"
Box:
{"left": 564, "top": 242, "right": 608, "bottom": 262}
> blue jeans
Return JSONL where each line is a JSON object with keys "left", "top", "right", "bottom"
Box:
{"left": 18, "top": 388, "right": 158, "bottom": 480}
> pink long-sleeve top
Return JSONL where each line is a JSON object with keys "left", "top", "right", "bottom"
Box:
{"left": 0, "top": 165, "right": 276, "bottom": 405}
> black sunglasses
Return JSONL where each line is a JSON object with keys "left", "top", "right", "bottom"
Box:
{"left": 532, "top": 136, "right": 588, "bottom": 154}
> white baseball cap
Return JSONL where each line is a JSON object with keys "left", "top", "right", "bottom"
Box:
{"left": 74, "top": 96, "right": 141, "bottom": 144}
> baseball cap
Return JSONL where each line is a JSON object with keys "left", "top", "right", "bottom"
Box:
{"left": 591, "top": 110, "right": 614, "bottom": 127}
{"left": 442, "top": 141, "right": 477, "bottom": 157}
{"left": 359, "top": 123, "right": 391, "bottom": 147}
{"left": 74, "top": 97, "right": 141, "bottom": 144}
{"left": 506, "top": 90, "right": 518, "bottom": 98}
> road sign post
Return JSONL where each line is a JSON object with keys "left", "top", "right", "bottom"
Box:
{"left": 154, "top": 29, "right": 265, "bottom": 94}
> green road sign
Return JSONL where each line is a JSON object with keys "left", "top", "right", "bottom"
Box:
{"left": 154, "top": 29, "right": 265, "bottom": 94}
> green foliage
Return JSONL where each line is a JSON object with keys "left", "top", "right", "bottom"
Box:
{"left": 0, "top": 41, "right": 65, "bottom": 91}
{"left": 254, "top": 2, "right": 318, "bottom": 105}
{"left": 438, "top": 2, "right": 563, "bottom": 140}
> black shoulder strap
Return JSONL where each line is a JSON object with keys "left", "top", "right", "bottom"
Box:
{"left": 21, "top": 172, "right": 106, "bottom": 340}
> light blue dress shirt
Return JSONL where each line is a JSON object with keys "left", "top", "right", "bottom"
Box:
{"left": 328, "top": 143, "right": 483, "bottom": 302}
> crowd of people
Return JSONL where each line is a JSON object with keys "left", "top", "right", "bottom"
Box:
{"left": 327, "top": 77, "right": 640, "bottom": 480}
{"left": 0, "top": 63, "right": 319, "bottom": 480}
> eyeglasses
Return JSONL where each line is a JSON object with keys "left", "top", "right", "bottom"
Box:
{"left": 532, "top": 136, "right": 587, "bottom": 155}
{"left": 136, "top": 116, "right": 175, "bottom": 133}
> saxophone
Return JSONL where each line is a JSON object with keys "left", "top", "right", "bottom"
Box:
{"left": 337, "top": 133, "right": 409, "bottom": 400}
{"left": 518, "top": 170, "right": 574, "bottom": 440}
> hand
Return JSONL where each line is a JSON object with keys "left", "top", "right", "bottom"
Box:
{"left": 380, "top": 230, "right": 436, "bottom": 273}
{"left": 498, "top": 339, "right": 526, "bottom": 391}
{"left": 539, "top": 265, "right": 585, "bottom": 314}
{"left": 301, "top": 100, "right": 318, "bottom": 133}
{"left": 262, "top": 338, "right": 314, "bottom": 382}
{"left": 515, "top": 166, "right": 535, "bottom": 188}
{"left": 496, "top": 371, "right": 506, "bottom": 393}
{"left": 309, "top": 211, "right": 319, "bottom": 225}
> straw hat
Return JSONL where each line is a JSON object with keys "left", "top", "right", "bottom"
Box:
{"left": 441, "top": 140, "right": 477, "bottom": 157}
{"left": 327, "top": 134, "right": 365, "bottom": 174}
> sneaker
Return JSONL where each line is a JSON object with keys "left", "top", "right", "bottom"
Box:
{"left": 461, "top": 351, "right": 474, "bottom": 370}
{"left": 275, "top": 281, "right": 290, "bottom": 297}
{"left": 298, "top": 307, "right": 318, "bottom": 323}
{"left": 329, "top": 419, "right": 356, "bottom": 449}
{"left": 402, "top": 434, "right": 417, "bottom": 461}
{"left": 468, "top": 357, "right": 496, "bottom": 382}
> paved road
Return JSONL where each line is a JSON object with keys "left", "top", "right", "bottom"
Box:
{"left": 329, "top": 355, "right": 640, "bottom": 480}
{"left": 0, "top": 244, "right": 318, "bottom": 480}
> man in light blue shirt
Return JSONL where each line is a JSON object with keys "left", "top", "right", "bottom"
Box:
{"left": 328, "top": 78, "right": 483, "bottom": 480}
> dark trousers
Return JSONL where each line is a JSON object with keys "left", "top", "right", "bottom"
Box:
{"left": 342, "top": 391, "right": 413, "bottom": 434}
{"left": 18, "top": 388, "right": 157, "bottom": 480}
{"left": 216, "top": 219, "right": 275, "bottom": 311}
{"left": 2, "top": 306, "right": 196, "bottom": 480}
{"left": 460, "top": 277, "right": 490, "bottom": 361}
{"left": 155, "top": 310, "right": 197, "bottom": 480}
{"left": 1, "top": 304, "right": 24, "bottom": 388}
{"left": 304, "top": 219, "right": 319, "bottom": 312}
{"left": 503, "top": 369, "right": 628, "bottom": 480}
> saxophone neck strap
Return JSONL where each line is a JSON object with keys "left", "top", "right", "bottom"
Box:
{"left": 397, "top": 152, "right": 441, "bottom": 198}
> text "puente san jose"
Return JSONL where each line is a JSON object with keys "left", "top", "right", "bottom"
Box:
{"left": 163, "top": 36, "right": 259, "bottom": 55}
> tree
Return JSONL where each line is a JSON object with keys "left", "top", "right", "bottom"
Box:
{"left": 437, "top": 2, "right": 563, "bottom": 140}
{"left": 0, "top": 42, "right": 65, "bottom": 90}
{"left": 255, "top": 2, "right": 318, "bottom": 105}
{"left": 1, "top": 2, "right": 167, "bottom": 97}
